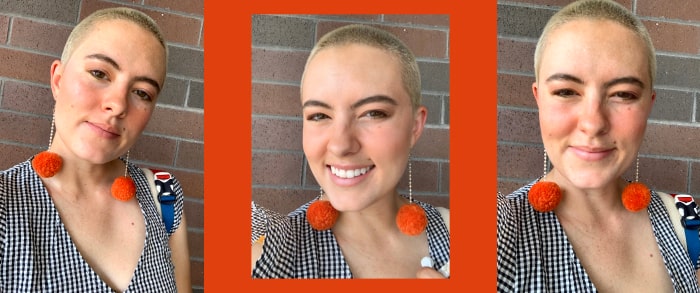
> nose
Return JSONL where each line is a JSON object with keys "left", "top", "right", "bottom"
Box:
{"left": 102, "top": 86, "right": 129, "bottom": 118}
{"left": 578, "top": 93, "right": 609, "bottom": 136}
{"left": 327, "top": 120, "right": 360, "bottom": 156}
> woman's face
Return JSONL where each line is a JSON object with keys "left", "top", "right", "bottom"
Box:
{"left": 49, "top": 19, "right": 166, "bottom": 164}
{"left": 533, "top": 19, "right": 655, "bottom": 190}
{"left": 301, "top": 44, "right": 426, "bottom": 212}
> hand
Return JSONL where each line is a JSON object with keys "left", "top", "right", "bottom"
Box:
{"left": 416, "top": 267, "right": 447, "bottom": 279}
{"left": 418, "top": 256, "right": 449, "bottom": 279}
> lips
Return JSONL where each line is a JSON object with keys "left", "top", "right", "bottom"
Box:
{"left": 330, "top": 165, "right": 374, "bottom": 179}
{"left": 570, "top": 146, "right": 614, "bottom": 161}
{"left": 87, "top": 121, "right": 120, "bottom": 138}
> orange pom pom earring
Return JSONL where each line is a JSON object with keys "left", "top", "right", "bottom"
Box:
{"left": 306, "top": 188, "right": 339, "bottom": 230}
{"left": 307, "top": 155, "right": 427, "bottom": 235}
{"left": 32, "top": 113, "right": 62, "bottom": 178}
{"left": 396, "top": 157, "right": 427, "bottom": 235}
{"left": 528, "top": 150, "right": 650, "bottom": 212}
{"left": 32, "top": 111, "right": 135, "bottom": 201}
{"left": 111, "top": 150, "right": 136, "bottom": 201}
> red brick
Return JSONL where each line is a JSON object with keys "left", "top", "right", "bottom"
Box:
{"left": 189, "top": 259, "right": 203, "bottom": 288}
{"left": 251, "top": 152, "right": 303, "bottom": 186}
{"left": 1, "top": 82, "right": 53, "bottom": 115}
{"left": 313, "top": 15, "right": 381, "bottom": 22}
{"left": 80, "top": 0, "right": 202, "bottom": 46}
{"left": 630, "top": 157, "right": 687, "bottom": 194}
{"left": 497, "top": 108, "right": 541, "bottom": 144}
{"left": 184, "top": 200, "right": 203, "bottom": 229}
{"left": 317, "top": 21, "right": 448, "bottom": 59}
{"left": 131, "top": 135, "right": 177, "bottom": 166}
{"left": 383, "top": 14, "right": 449, "bottom": 27}
{"left": 638, "top": 0, "right": 700, "bottom": 22}
{"left": 176, "top": 141, "right": 203, "bottom": 170}
{"left": 252, "top": 83, "right": 302, "bottom": 117}
{"left": 251, "top": 188, "right": 316, "bottom": 214}
{"left": 0, "top": 144, "right": 37, "bottom": 170}
{"left": 413, "top": 128, "right": 449, "bottom": 159}
{"left": 642, "top": 124, "right": 700, "bottom": 158}
{"left": 146, "top": 0, "right": 203, "bottom": 15}
{"left": 498, "top": 179, "right": 530, "bottom": 196}
{"left": 511, "top": 0, "right": 631, "bottom": 9}
{"left": 397, "top": 160, "right": 439, "bottom": 193}
{"left": 0, "top": 48, "right": 54, "bottom": 84}
{"left": 146, "top": 107, "right": 203, "bottom": 140}
{"left": 644, "top": 20, "right": 700, "bottom": 55}
{"left": 169, "top": 171, "right": 203, "bottom": 200}
{"left": 251, "top": 117, "right": 302, "bottom": 151}
{"left": 187, "top": 230, "right": 203, "bottom": 259}
{"left": 0, "top": 112, "right": 49, "bottom": 146}
{"left": 497, "top": 144, "right": 543, "bottom": 180}
{"left": 0, "top": 15, "right": 9, "bottom": 44}
{"left": 11, "top": 18, "right": 72, "bottom": 55}
{"left": 441, "top": 162, "right": 450, "bottom": 193}
{"left": 498, "top": 73, "right": 537, "bottom": 108}
{"left": 498, "top": 39, "right": 535, "bottom": 73}
{"left": 251, "top": 48, "right": 308, "bottom": 83}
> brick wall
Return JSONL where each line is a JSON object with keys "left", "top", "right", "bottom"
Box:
{"left": 498, "top": 0, "right": 700, "bottom": 198}
{"left": 0, "top": 0, "right": 204, "bottom": 291}
{"left": 252, "top": 14, "right": 450, "bottom": 214}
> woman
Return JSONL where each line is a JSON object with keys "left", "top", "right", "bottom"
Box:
{"left": 497, "top": 0, "right": 699, "bottom": 291}
{"left": 0, "top": 8, "right": 190, "bottom": 292}
{"left": 251, "top": 24, "right": 450, "bottom": 279}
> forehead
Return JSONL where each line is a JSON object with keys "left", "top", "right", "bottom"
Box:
{"left": 302, "top": 44, "right": 407, "bottom": 102}
{"left": 70, "top": 19, "right": 166, "bottom": 80}
{"left": 539, "top": 19, "right": 649, "bottom": 80}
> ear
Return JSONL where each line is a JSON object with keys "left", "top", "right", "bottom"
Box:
{"left": 49, "top": 60, "right": 62, "bottom": 101}
{"left": 532, "top": 81, "right": 540, "bottom": 104}
{"left": 409, "top": 105, "right": 428, "bottom": 149}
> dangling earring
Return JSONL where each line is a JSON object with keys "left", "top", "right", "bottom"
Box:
{"left": 32, "top": 111, "right": 63, "bottom": 178}
{"left": 528, "top": 150, "right": 561, "bottom": 212}
{"left": 111, "top": 150, "right": 136, "bottom": 201}
{"left": 395, "top": 154, "right": 427, "bottom": 236}
{"left": 621, "top": 156, "right": 651, "bottom": 212}
{"left": 306, "top": 187, "right": 339, "bottom": 230}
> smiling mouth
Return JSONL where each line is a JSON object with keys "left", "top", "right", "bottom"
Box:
{"left": 330, "top": 165, "right": 374, "bottom": 179}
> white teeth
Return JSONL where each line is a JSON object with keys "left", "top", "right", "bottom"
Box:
{"left": 331, "top": 166, "right": 370, "bottom": 179}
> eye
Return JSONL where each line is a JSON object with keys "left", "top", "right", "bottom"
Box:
{"left": 133, "top": 89, "right": 153, "bottom": 101}
{"left": 90, "top": 70, "right": 108, "bottom": 80}
{"left": 361, "top": 110, "right": 388, "bottom": 119}
{"left": 552, "top": 89, "right": 577, "bottom": 97}
{"left": 611, "top": 91, "right": 639, "bottom": 100}
{"left": 306, "top": 113, "right": 329, "bottom": 122}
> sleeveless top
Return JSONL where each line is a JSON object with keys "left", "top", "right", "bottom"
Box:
{"left": 0, "top": 159, "right": 184, "bottom": 292}
{"left": 251, "top": 198, "right": 451, "bottom": 278}
{"left": 497, "top": 181, "right": 700, "bottom": 292}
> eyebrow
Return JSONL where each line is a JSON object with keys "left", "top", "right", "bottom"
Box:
{"left": 86, "top": 53, "right": 162, "bottom": 93}
{"left": 545, "top": 73, "right": 645, "bottom": 89}
{"left": 302, "top": 95, "right": 398, "bottom": 110}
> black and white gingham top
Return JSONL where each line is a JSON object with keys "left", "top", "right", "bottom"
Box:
{"left": 497, "top": 181, "right": 700, "bottom": 292}
{"left": 251, "top": 198, "right": 451, "bottom": 278}
{"left": 0, "top": 159, "right": 184, "bottom": 292}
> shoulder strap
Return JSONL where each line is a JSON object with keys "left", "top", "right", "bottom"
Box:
{"left": 141, "top": 167, "right": 177, "bottom": 233}
{"left": 659, "top": 192, "right": 700, "bottom": 269}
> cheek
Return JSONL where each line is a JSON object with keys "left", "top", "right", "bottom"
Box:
{"left": 302, "top": 127, "right": 323, "bottom": 159}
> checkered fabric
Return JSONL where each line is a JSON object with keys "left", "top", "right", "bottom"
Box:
{"left": 0, "top": 159, "right": 183, "bottom": 292}
{"left": 497, "top": 181, "right": 699, "bottom": 292}
{"left": 251, "top": 197, "right": 450, "bottom": 278}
